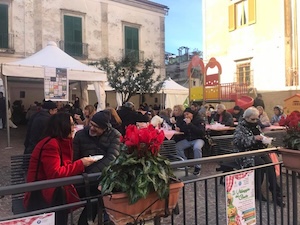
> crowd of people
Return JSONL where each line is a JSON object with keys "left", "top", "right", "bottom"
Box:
{"left": 20, "top": 93, "right": 288, "bottom": 223}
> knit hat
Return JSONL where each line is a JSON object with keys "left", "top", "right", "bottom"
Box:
{"left": 184, "top": 107, "right": 194, "bottom": 114}
{"left": 42, "top": 100, "right": 57, "bottom": 110}
{"left": 91, "top": 110, "right": 111, "bottom": 129}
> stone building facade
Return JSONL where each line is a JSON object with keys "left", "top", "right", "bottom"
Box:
{"left": 0, "top": 0, "right": 168, "bottom": 108}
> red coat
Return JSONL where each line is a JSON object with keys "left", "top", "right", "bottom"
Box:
{"left": 24, "top": 137, "right": 85, "bottom": 208}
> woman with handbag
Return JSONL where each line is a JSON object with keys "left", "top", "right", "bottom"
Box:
{"left": 24, "top": 112, "right": 96, "bottom": 225}
{"left": 233, "top": 107, "right": 285, "bottom": 207}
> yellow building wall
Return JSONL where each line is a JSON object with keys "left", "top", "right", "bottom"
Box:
{"left": 202, "top": 0, "right": 287, "bottom": 91}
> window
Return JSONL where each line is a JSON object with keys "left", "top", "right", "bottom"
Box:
{"left": 228, "top": 0, "right": 256, "bottom": 31}
{"left": 0, "top": 4, "right": 8, "bottom": 48}
{"left": 236, "top": 63, "right": 252, "bottom": 86}
{"left": 124, "top": 26, "right": 139, "bottom": 61}
{"left": 64, "top": 15, "right": 82, "bottom": 56}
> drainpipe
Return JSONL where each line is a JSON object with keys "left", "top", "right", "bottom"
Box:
{"left": 293, "top": 0, "right": 298, "bottom": 87}
{"left": 24, "top": 0, "right": 26, "bottom": 57}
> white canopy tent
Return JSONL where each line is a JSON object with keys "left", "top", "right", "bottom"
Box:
{"left": 159, "top": 77, "right": 189, "bottom": 109}
{"left": 1, "top": 41, "right": 107, "bottom": 146}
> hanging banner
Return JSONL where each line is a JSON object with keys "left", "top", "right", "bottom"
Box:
{"left": 44, "top": 67, "right": 69, "bottom": 101}
{"left": 0, "top": 212, "right": 55, "bottom": 225}
{"left": 225, "top": 170, "right": 256, "bottom": 225}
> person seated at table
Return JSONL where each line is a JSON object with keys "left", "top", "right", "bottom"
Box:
{"left": 210, "top": 104, "right": 234, "bottom": 126}
{"left": 159, "top": 109, "right": 172, "bottom": 126}
{"left": 257, "top": 106, "right": 271, "bottom": 127}
{"left": 169, "top": 105, "right": 185, "bottom": 142}
{"left": 271, "top": 105, "right": 286, "bottom": 125}
{"left": 74, "top": 105, "right": 96, "bottom": 127}
{"left": 231, "top": 105, "right": 244, "bottom": 123}
{"left": 175, "top": 107, "right": 206, "bottom": 176}
{"left": 233, "top": 107, "right": 285, "bottom": 207}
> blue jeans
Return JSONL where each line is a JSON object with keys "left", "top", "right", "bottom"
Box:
{"left": 175, "top": 139, "right": 204, "bottom": 169}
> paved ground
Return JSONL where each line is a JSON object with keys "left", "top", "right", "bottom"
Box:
{"left": 0, "top": 125, "right": 299, "bottom": 224}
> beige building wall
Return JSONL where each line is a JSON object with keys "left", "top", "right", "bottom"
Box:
{"left": 0, "top": 0, "right": 167, "bottom": 108}
{"left": 202, "top": 0, "right": 291, "bottom": 91}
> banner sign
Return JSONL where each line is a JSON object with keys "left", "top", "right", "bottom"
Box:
{"left": 0, "top": 212, "right": 55, "bottom": 225}
{"left": 44, "top": 67, "right": 68, "bottom": 101}
{"left": 225, "top": 170, "right": 256, "bottom": 225}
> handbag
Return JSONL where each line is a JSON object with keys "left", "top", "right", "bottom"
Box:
{"left": 269, "top": 152, "right": 280, "bottom": 177}
{"left": 26, "top": 138, "right": 67, "bottom": 212}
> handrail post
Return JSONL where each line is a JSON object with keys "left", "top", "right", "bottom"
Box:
{"left": 292, "top": 171, "right": 298, "bottom": 225}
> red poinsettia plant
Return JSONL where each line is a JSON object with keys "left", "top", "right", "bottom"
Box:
{"left": 121, "top": 124, "right": 165, "bottom": 157}
{"left": 99, "top": 124, "right": 177, "bottom": 204}
{"left": 279, "top": 110, "right": 300, "bottom": 150}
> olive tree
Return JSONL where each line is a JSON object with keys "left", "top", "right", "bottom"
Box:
{"left": 90, "top": 57, "right": 164, "bottom": 104}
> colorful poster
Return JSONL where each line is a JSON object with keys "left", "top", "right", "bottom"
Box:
{"left": 44, "top": 67, "right": 68, "bottom": 101}
{"left": 0, "top": 212, "right": 55, "bottom": 225}
{"left": 225, "top": 170, "right": 256, "bottom": 225}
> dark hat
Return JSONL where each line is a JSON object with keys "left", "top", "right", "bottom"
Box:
{"left": 184, "top": 107, "right": 194, "bottom": 114}
{"left": 91, "top": 110, "right": 111, "bottom": 129}
{"left": 233, "top": 105, "right": 241, "bottom": 110}
{"left": 42, "top": 100, "right": 57, "bottom": 110}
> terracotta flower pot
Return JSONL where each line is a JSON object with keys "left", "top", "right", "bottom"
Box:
{"left": 279, "top": 148, "right": 300, "bottom": 173}
{"left": 102, "top": 182, "right": 184, "bottom": 225}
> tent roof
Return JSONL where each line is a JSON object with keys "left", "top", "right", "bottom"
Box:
{"left": 1, "top": 41, "right": 106, "bottom": 82}
{"left": 159, "top": 77, "right": 188, "bottom": 94}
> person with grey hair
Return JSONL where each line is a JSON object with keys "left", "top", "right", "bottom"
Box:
{"left": 233, "top": 107, "right": 285, "bottom": 207}
{"left": 210, "top": 103, "right": 234, "bottom": 126}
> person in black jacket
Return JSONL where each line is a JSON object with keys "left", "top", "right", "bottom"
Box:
{"left": 24, "top": 100, "right": 58, "bottom": 154}
{"left": 73, "top": 110, "right": 121, "bottom": 225}
{"left": 175, "top": 107, "right": 206, "bottom": 176}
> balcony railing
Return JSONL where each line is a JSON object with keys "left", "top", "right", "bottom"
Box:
{"left": 122, "top": 49, "right": 144, "bottom": 62}
{"left": 0, "top": 33, "right": 14, "bottom": 53}
{"left": 59, "top": 40, "right": 88, "bottom": 58}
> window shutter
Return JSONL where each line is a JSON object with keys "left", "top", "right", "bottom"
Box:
{"left": 125, "top": 26, "right": 139, "bottom": 61}
{"left": 228, "top": 4, "right": 236, "bottom": 31}
{"left": 0, "top": 4, "right": 9, "bottom": 48}
{"left": 64, "top": 15, "right": 82, "bottom": 56}
{"left": 64, "top": 15, "right": 74, "bottom": 42}
{"left": 248, "top": 0, "right": 256, "bottom": 25}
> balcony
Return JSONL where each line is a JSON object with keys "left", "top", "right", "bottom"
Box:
{"left": 59, "top": 40, "right": 88, "bottom": 59}
{"left": 0, "top": 33, "right": 14, "bottom": 53}
{"left": 122, "top": 49, "right": 144, "bottom": 62}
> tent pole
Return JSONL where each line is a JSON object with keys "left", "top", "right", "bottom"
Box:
{"left": 4, "top": 75, "right": 11, "bottom": 147}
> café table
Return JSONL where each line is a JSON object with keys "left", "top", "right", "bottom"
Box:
{"left": 262, "top": 125, "right": 286, "bottom": 132}
{"left": 160, "top": 129, "right": 184, "bottom": 140}
{"left": 206, "top": 124, "right": 235, "bottom": 132}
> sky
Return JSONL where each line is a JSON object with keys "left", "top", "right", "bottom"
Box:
{"left": 156, "top": 0, "right": 203, "bottom": 55}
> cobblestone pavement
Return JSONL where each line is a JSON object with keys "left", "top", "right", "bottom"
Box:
{"left": 0, "top": 125, "right": 299, "bottom": 224}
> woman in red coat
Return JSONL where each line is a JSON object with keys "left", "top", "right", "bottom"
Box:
{"left": 24, "top": 112, "right": 95, "bottom": 225}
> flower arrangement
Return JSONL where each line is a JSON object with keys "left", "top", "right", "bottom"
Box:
{"left": 279, "top": 110, "right": 300, "bottom": 150}
{"left": 99, "top": 124, "right": 177, "bottom": 204}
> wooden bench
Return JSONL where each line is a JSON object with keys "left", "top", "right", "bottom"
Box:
{"left": 11, "top": 154, "right": 31, "bottom": 214}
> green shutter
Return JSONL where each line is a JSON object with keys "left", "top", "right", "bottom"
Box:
{"left": 0, "top": 4, "right": 9, "bottom": 48}
{"left": 125, "top": 26, "right": 139, "bottom": 61}
{"left": 64, "top": 15, "right": 82, "bottom": 56}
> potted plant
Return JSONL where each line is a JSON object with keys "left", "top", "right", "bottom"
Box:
{"left": 99, "top": 124, "right": 184, "bottom": 225}
{"left": 278, "top": 110, "right": 300, "bottom": 172}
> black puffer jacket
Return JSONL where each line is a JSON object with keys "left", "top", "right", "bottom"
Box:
{"left": 73, "top": 125, "right": 121, "bottom": 173}
{"left": 24, "top": 110, "right": 51, "bottom": 154}
{"left": 178, "top": 113, "right": 206, "bottom": 141}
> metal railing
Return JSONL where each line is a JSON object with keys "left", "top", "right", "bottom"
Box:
{"left": 122, "top": 49, "right": 144, "bottom": 62}
{"left": 59, "top": 40, "right": 88, "bottom": 58}
{"left": 0, "top": 33, "right": 14, "bottom": 52}
{"left": 0, "top": 148, "right": 298, "bottom": 225}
